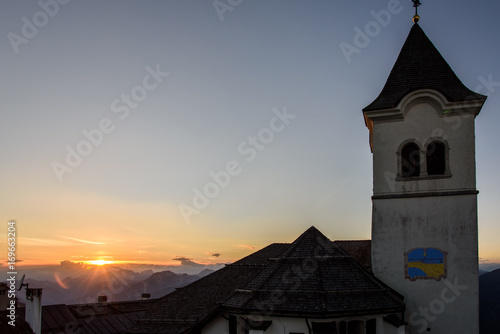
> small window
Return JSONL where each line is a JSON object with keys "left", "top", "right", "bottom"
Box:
{"left": 401, "top": 143, "right": 420, "bottom": 177}
{"left": 426, "top": 141, "right": 446, "bottom": 175}
{"left": 340, "top": 321, "right": 363, "bottom": 334}
{"left": 229, "top": 315, "right": 237, "bottom": 334}
{"left": 366, "top": 319, "right": 376, "bottom": 334}
{"left": 339, "top": 321, "right": 347, "bottom": 334}
{"left": 245, "top": 319, "right": 272, "bottom": 334}
{"left": 312, "top": 321, "right": 337, "bottom": 334}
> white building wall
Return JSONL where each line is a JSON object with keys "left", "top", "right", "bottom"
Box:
{"left": 372, "top": 195, "right": 479, "bottom": 334}
{"left": 202, "top": 314, "right": 403, "bottom": 334}
{"left": 370, "top": 97, "right": 480, "bottom": 334}
{"left": 372, "top": 101, "right": 477, "bottom": 195}
{"left": 202, "top": 315, "right": 229, "bottom": 334}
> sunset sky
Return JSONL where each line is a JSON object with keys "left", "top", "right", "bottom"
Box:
{"left": 1, "top": 0, "right": 499, "bottom": 268}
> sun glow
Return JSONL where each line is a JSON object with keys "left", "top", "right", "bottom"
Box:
{"left": 87, "top": 259, "right": 114, "bottom": 266}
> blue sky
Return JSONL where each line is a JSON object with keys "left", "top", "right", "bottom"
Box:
{"left": 1, "top": 0, "right": 499, "bottom": 265}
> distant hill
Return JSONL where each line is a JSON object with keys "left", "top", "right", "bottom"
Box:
{"left": 480, "top": 268, "right": 500, "bottom": 334}
{"left": 197, "top": 268, "right": 216, "bottom": 277}
{"left": 479, "top": 263, "right": 500, "bottom": 272}
{"left": 114, "top": 270, "right": 210, "bottom": 301}
{"left": 479, "top": 269, "right": 489, "bottom": 276}
{"left": 18, "top": 267, "right": 215, "bottom": 305}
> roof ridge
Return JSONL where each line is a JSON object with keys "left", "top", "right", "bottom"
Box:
{"left": 283, "top": 226, "right": 349, "bottom": 258}
{"left": 234, "top": 227, "right": 347, "bottom": 294}
{"left": 235, "top": 287, "right": 393, "bottom": 294}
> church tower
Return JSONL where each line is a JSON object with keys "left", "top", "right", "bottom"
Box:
{"left": 362, "top": 12, "right": 486, "bottom": 334}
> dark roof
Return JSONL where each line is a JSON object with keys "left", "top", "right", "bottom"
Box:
{"left": 66, "top": 300, "right": 154, "bottom": 334}
{"left": 128, "top": 243, "right": 290, "bottom": 334}
{"left": 363, "top": 23, "right": 486, "bottom": 112}
{"left": 76, "top": 310, "right": 146, "bottom": 334}
{"left": 0, "top": 299, "right": 154, "bottom": 334}
{"left": 335, "top": 240, "right": 372, "bottom": 271}
{"left": 130, "top": 227, "right": 404, "bottom": 333}
{"left": 0, "top": 308, "right": 34, "bottom": 334}
{"left": 223, "top": 227, "right": 403, "bottom": 318}
{"left": 42, "top": 304, "right": 80, "bottom": 333}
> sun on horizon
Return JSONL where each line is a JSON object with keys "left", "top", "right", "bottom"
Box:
{"left": 86, "top": 259, "right": 115, "bottom": 266}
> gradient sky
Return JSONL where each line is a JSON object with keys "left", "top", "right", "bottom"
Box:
{"left": 1, "top": 0, "right": 499, "bottom": 267}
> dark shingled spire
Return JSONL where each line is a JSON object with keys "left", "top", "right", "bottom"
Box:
{"left": 363, "top": 23, "right": 486, "bottom": 112}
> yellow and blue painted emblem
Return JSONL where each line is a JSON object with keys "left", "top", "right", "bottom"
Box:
{"left": 404, "top": 248, "right": 447, "bottom": 281}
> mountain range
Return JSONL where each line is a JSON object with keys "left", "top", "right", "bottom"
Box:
{"left": 17, "top": 265, "right": 215, "bottom": 306}
{"left": 14, "top": 260, "right": 500, "bottom": 333}
{"left": 479, "top": 268, "right": 500, "bottom": 334}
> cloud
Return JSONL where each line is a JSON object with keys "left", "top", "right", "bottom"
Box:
{"left": 4, "top": 259, "right": 23, "bottom": 264}
{"left": 232, "top": 244, "right": 255, "bottom": 250}
{"left": 20, "top": 237, "right": 75, "bottom": 247}
{"left": 172, "top": 257, "right": 203, "bottom": 267}
{"left": 206, "top": 252, "right": 221, "bottom": 258}
{"left": 60, "top": 260, "right": 83, "bottom": 269}
{"left": 60, "top": 236, "right": 106, "bottom": 245}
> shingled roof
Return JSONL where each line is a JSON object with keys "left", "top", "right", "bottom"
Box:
{"left": 0, "top": 299, "right": 154, "bottom": 334}
{"left": 363, "top": 23, "right": 486, "bottom": 112}
{"left": 128, "top": 243, "right": 290, "bottom": 334}
{"left": 335, "top": 240, "right": 371, "bottom": 271}
{"left": 129, "top": 227, "right": 404, "bottom": 333}
{"left": 223, "top": 227, "right": 403, "bottom": 318}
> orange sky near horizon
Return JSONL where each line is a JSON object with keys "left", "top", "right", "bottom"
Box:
{"left": 3, "top": 190, "right": 269, "bottom": 267}
{"left": 4, "top": 188, "right": 499, "bottom": 267}
{"left": 3, "top": 185, "right": 499, "bottom": 267}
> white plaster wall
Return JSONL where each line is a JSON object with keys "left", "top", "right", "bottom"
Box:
{"left": 371, "top": 195, "right": 479, "bottom": 334}
{"left": 369, "top": 98, "right": 480, "bottom": 333}
{"left": 201, "top": 315, "right": 310, "bottom": 334}
{"left": 202, "top": 315, "right": 229, "bottom": 334}
{"left": 203, "top": 314, "right": 403, "bottom": 334}
{"left": 265, "top": 316, "right": 308, "bottom": 333}
{"left": 372, "top": 102, "right": 477, "bottom": 195}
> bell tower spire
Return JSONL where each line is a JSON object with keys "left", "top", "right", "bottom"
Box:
{"left": 363, "top": 12, "right": 486, "bottom": 334}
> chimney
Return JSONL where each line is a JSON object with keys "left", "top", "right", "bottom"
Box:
{"left": 25, "top": 288, "right": 43, "bottom": 334}
{"left": 97, "top": 295, "right": 108, "bottom": 303}
{"left": 141, "top": 293, "right": 151, "bottom": 300}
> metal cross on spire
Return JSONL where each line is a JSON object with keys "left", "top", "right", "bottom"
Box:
{"left": 412, "top": 0, "right": 422, "bottom": 23}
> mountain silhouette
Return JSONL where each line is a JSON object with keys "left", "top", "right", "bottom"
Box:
{"left": 479, "top": 268, "right": 500, "bottom": 333}
{"left": 19, "top": 266, "right": 214, "bottom": 305}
